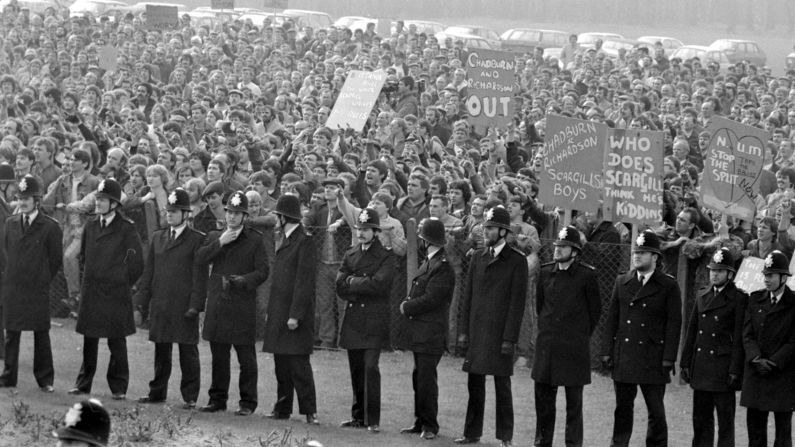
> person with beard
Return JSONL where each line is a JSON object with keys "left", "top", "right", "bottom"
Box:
{"left": 336, "top": 208, "right": 396, "bottom": 433}
{"left": 398, "top": 217, "right": 455, "bottom": 440}
{"left": 532, "top": 225, "right": 601, "bottom": 447}
{"left": 131, "top": 82, "right": 156, "bottom": 123}
{"left": 680, "top": 247, "right": 747, "bottom": 447}
{"left": 455, "top": 206, "right": 528, "bottom": 447}
{"left": 600, "top": 230, "right": 682, "bottom": 447}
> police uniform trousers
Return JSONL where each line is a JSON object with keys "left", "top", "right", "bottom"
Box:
{"left": 411, "top": 352, "right": 442, "bottom": 434}
{"left": 611, "top": 382, "right": 667, "bottom": 447}
{"left": 692, "top": 390, "right": 735, "bottom": 447}
{"left": 0, "top": 330, "right": 53, "bottom": 387}
{"left": 208, "top": 342, "right": 258, "bottom": 411}
{"left": 147, "top": 343, "right": 200, "bottom": 403}
{"left": 272, "top": 354, "right": 316, "bottom": 415}
{"left": 74, "top": 337, "right": 129, "bottom": 394}
{"left": 747, "top": 408, "right": 792, "bottom": 447}
{"left": 347, "top": 348, "right": 381, "bottom": 426}
{"left": 534, "top": 383, "right": 584, "bottom": 447}
{"left": 463, "top": 374, "right": 513, "bottom": 441}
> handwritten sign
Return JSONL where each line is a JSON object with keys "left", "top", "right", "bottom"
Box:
{"left": 701, "top": 116, "right": 769, "bottom": 221}
{"left": 325, "top": 70, "right": 388, "bottom": 132}
{"left": 263, "top": 0, "right": 288, "bottom": 8}
{"left": 211, "top": 0, "right": 234, "bottom": 9}
{"left": 603, "top": 128, "right": 664, "bottom": 225}
{"left": 464, "top": 49, "right": 515, "bottom": 132}
{"left": 145, "top": 5, "right": 178, "bottom": 30}
{"left": 538, "top": 115, "right": 606, "bottom": 213}
{"left": 734, "top": 256, "right": 766, "bottom": 293}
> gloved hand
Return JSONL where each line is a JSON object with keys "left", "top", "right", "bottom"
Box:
{"left": 662, "top": 360, "right": 675, "bottom": 377}
{"left": 681, "top": 367, "right": 691, "bottom": 383}
{"left": 727, "top": 374, "right": 741, "bottom": 390}
{"left": 229, "top": 275, "right": 246, "bottom": 289}
{"left": 500, "top": 341, "right": 514, "bottom": 356}
{"left": 600, "top": 355, "right": 613, "bottom": 370}
{"left": 184, "top": 308, "right": 199, "bottom": 319}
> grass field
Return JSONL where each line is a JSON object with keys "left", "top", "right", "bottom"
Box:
{"left": 0, "top": 318, "right": 769, "bottom": 446}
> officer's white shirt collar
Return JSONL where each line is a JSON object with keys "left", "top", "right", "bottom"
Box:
{"left": 23, "top": 209, "right": 38, "bottom": 223}
{"left": 490, "top": 240, "right": 506, "bottom": 257}
{"left": 426, "top": 245, "right": 441, "bottom": 260}
{"left": 283, "top": 223, "right": 299, "bottom": 240}
{"left": 771, "top": 288, "right": 785, "bottom": 302}
{"left": 170, "top": 222, "right": 187, "bottom": 239}
{"left": 101, "top": 211, "right": 116, "bottom": 226}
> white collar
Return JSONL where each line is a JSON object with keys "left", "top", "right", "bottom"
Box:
{"left": 491, "top": 240, "right": 506, "bottom": 257}
{"left": 283, "top": 223, "right": 299, "bottom": 240}
{"left": 426, "top": 245, "right": 441, "bottom": 260}
{"left": 101, "top": 212, "right": 116, "bottom": 226}
{"left": 170, "top": 222, "right": 187, "bottom": 239}
{"left": 23, "top": 210, "right": 38, "bottom": 223}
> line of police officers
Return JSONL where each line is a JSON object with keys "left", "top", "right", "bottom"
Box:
{"left": 0, "top": 173, "right": 794, "bottom": 446}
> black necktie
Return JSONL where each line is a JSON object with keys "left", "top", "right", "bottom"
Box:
{"left": 101, "top": 218, "right": 106, "bottom": 229}
{"left": 489, "top": 247, "right": 495, "bottom": 259}
{"left": 23, "top": 215, "right": 29, "bottom": 231}
{"left": 772, "top": 294, "right": 778, "bottom": 306}
{"left": 170, "top": 229, "right": 176, "bottom": 241}
{"left": 638, "top": 273, "right": 644, "bottom": 285}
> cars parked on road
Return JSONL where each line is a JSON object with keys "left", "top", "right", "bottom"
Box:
{"left": 436, "top": 25, "right": 501, "bottom": 49}
{"left": 637, "top": 35, "right": 684, "bottom": 50}
{"left": 500, "top": 28, "right": 569, "bottom": 54}
{"left": 708, "top": 39, "right": 767, "bottom": 66}
{"left": 670, "top": 45, "right": 733, "bottom": 71}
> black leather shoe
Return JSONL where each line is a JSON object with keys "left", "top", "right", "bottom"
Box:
{"left": 340, "top": 419, "right": 365, "bottom": 428}
{"left": 305, "top": 414, "right": 319, "bottom": 425}
{"left": 68, "top": 388, "right": 88, "bottom": 395}
{"left": 367, "top": 425, "right": 380, "bottom": 433}
{"left": 235, "top": 408, "right": 254, "bottom": 416}
{"left": 454, "top": 437, "right": 480, "bottom": 444}
{"left": 39, "top": 385, "right": 54, "bottom": 393}
{"left": 420, "top": 430, "right": 437, "bottom": 440}
{"left": 199, "top": 403, "right": 227, "bottom": 413}
{"left": 137, "top": 396, "right": 165, "bottom": 404}
{"left": 400, "top": 426, "right": 422, "bottom": 434}
{"left": 182, "top": 401, "right": 196, "bottom": 410}
{"left": 111, "top": 393, "right": 126, "bottom": 401}
{"left": 264, "top": 411, "right": 289, "bottom": 419}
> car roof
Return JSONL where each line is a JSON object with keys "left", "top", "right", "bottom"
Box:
{"left": 282, "top": 9, "right": 331, "bottom": 15}
{"left": 713, "top": 38, "right": 757, "bottom": 43}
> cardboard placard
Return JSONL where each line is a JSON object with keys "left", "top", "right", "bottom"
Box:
{"left": 211, "top": 0, "right": 234, "bottom": 9}
{"left": 734, "top": 256, "right": 766, "bottom": 294}
{"left": 263, "top": 0, "right": 288, "bottom": 9}
{"left": 537, "top": 115, "right": 606, "bottom": 213}
{"left": 325, "top": 70, "right": 387, "bottom": 132}
{"left": 701, "top": 116, "right": 769, "bottom": 221}
{"left": 98, "top": 45, "right": 118, "bottom": 72}
{"left": 603, "top": 128, "right": 665, "bottom": 225}
{"left": 464, "top": 49, "right": 515, "bottom": 132}
{"left": 145, "top": 4, "right": 178, "bottom": 30}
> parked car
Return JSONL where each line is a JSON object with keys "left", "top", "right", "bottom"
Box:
{"left": 601, "top": 38, "right": 653, "bottom": 59}
{"left": 670, "top": 45, "right": 732, "bottom": 71}
{"left": 443, "top": 32, "right": 499, "bottom": 51}
{"left": 637, "top": 35, "right": 684, "bottom": 50}
{"left": 186, "top": 8, "right": 243, "bottom": 27}
{"left": 123, "top": 2, "right": 188, "bottom": 14}
{"left": 334, "top": 15, "right": 369, "bottom": 29}
{"left": 281, "top": 9, "right": 333, "bottom": 30}
{"left": 69, "top": 0, "right": 126, "bottom": 18}
{"left": 499, "top": 28, "right": 569, "bottom": 54}
{"left": 238, "top": 11, "right": 287, "bottom": 27}
{"left": 578, "top": 32, "right": 624, "bottom": 48}
{"left": 436, "top": 25, "right": 501, "bottom": 49}
{"left": 0, "top": 0, "right": 54, "bottom": 14}
{"left": 402, "top": 20, "right": 444, "bottom": 36}
{"left": 707, "top": 39, "right": 767, "bottom": 66}
{"left": 787, "top": 50, "right": 795, "bottom": 70}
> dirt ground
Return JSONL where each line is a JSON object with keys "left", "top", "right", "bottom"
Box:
{"left": 0, "top": 319, "right": 766, "bottom": 446}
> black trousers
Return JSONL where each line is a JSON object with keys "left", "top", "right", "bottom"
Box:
{"left": 207, "top": 342, "right": 257, "bottom": 411}
{"left": 272, "top": 354, "right": 316, "bottom": 415}
{"left": 534, "top": 382, "right": 584, "bottom": 447}
{"left": 411, "top": 352, "right": 442, "bottom": 434}
{"left": 74, "top": 337, "right": 128, "bottom": 394}
{"left": 692, "top": 389, "right": 735, "bottom": 447}
{"left": 347, "top": 348, "right": 381, "bottom": 426}
{"left": 0, "top": 330, "right": 53, "bottom": 387}
{"left": 463, "top": 373, "right": 513, "bottom": 442}
{"left": 147, "top": 342, "right": 200, "bottom": 403}
{"left": 611, "top": 381, "right": 667, "bottom": 447}
{"left": 747, "top": 408, "right": 793, "bottom": 447}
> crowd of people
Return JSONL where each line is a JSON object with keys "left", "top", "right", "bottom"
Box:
{"left": 0, "top": 0, "right": 794, "bottom": 445}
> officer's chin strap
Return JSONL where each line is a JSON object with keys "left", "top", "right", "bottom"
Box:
{"left": 773, "top": 275, "right": 789, "bottom": 295}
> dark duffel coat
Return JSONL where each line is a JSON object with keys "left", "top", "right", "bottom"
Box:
{"left": 600, "top": 269, "right": 682, "bottom": 384}
{"left": 76, "top": 214, "right": 144, "bottom": 338}
{"left": 681, "top": 282, "right": 746, "bottom": 392}
{"left": 262, "top": 225, "right": 317, "bottom": 355}
{"left": 740, "top": 287, "right": 795, "bottom": 412}
{"left": 336, "top": 238, "right": 396, "bottom": 350}
{"left": 399, "top": 248, "right": 455, "bottom": 355}
{"left": 198, "top": 226, "right": 269, "bottom": 346}
{"left": 460, "top": 244, "right": 528, "bottom": 377}
{"left": 532, "top": 260, "right": 601, "bottom": 386}
{"left": 2, "top": 213, "right": 63, "bottom": 331}
{"left": 136, "top": 226, "right": 208, "bottom": 344}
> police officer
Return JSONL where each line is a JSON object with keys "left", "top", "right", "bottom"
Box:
{"left": 533, "top": 225, "right": 600, "bottom": 447}
{"left": 336, "top": 208, "right": 396, "bottom": 433}
{"left": 456, "top": 206, "right": 527, "bottom": 447}
{"left": 135, "top": 188, "right": 208, "bottom": 409}
{"left": 70, "top": 179, "right": 144, "bottom": 400}
{"left": 600, "top": 229, "right": 682, "bottom": 447}
{"left": 197, "top": 191, "right": 269, "bottom": 416}
{"left": 741, "top": 250, "right": 795, "bottom": 447}
{"left": 0, "top": 175, "right": 62, "bottom": 391}
{"left": 681, "top": 247, "right": 746, "bottom": 447}
{"left": 262, "top": 195, "right": 319, "bottom": 424}
{"left": 398, "top": 217, "right": 455, "bottom": 440}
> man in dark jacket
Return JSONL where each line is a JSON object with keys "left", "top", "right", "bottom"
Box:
{"left": 600, "top": 230, "right": 682, "bottom": 447}
{"left": 681, "top": 247, "right": 746, "bottom": 447}
{"left": 533, "top": 225, "right": 601, "bottom": 447}
{"left": 197, "top": 191, "right": 269, "bottom": 416}
{"left": 70, "top": 179, "right": 144, "bottom": 400}
{"left": 336, "top": 208, "right": 396, "bottom": 432}
{"left": 398, "top": 218, "right": 455, "bottom": 440}
{"left": 135, "top": 188, "right": 208, "bottom": 409}
{"left": 740, "top": 250, "right": 795, "bottom": 447}
{"left": 262, "top": 195, "right": 319, "bottom": 424}
{"left": 455, "top": 206, "right": 528, "bottom": 447}
{"left": 0, "top": 175, "right": 62, "bottom": 391}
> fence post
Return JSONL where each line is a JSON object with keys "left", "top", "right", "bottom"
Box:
{"left": 406, "top": 218, "right": 417, "bottom": 292}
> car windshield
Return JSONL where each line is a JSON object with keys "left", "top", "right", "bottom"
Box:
{"left": 711, "top": 40, "right": 734, "bottom": 51}
{"left": 510, "top": 30, "right": 541, "bottom": 41}
{"left": 447, "top": 26, "right": 476, "bottom": 35}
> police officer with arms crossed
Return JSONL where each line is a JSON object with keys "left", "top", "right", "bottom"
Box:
{"left": 600, "top": 229, "right": 682, "bottom": 447}
{"left": 135, "top": 188, "right": 208, "bottom": 409}
{"left": 681, "top": 247, "right": 746, "bottom": 447}
{"left": 741, "top": 249, "right": 795, "bottom": 447}
{"left": 533, "top": 225, "right": 601, "bottom": 447}
{"left": 398, "top": 217, "right": 455, "bottom": 440}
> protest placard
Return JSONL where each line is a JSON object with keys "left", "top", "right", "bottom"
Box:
{"left": 537, "top": 115, "right": 606, "bottom": 213}
{"left": 145, "top": 5, "right": 178, "bottom": 30}
{"left": 98, "top": 46, "right": 118, "bottom": 72}
{"left": 602, "top": 128, "right": 664, "bottom": 225}
{"left": 701, "top": 116, "right": 769, "bottom": 221}
{"left": 211, "top": 0, "right": 234, "bottom": 9}
{"left": 464, "top": 49, "right": 515, "bottom": 132}
{"left": 263, "top": 0, "right": 288, "bottom": 9}
{"left": 734, "top": 256, "right": 766, "bottom": 293}
{"left": 325, "top": 70, "right": 387, "bottom": 132}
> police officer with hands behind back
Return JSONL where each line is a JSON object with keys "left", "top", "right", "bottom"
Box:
{"left": 681, "top": 247, "right": 746, "bottom": 447}
{"left": 398, "top": 217, "right": 455, "bottom": 441}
